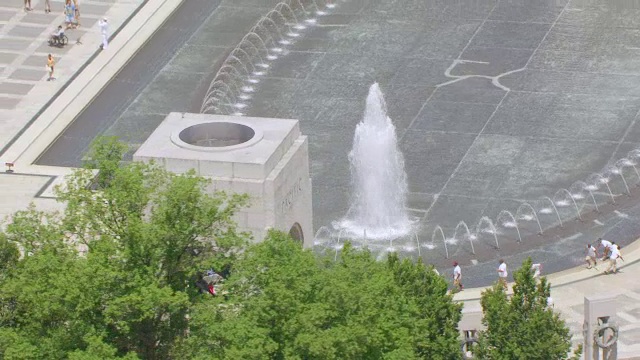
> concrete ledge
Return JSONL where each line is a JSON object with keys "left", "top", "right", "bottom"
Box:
{"left": 2, "top": 0, "right": 185, "bottom": 169}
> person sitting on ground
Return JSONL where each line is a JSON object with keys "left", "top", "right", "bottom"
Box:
{"left": 50, "top": 26, "right": 64, "bottom": 44}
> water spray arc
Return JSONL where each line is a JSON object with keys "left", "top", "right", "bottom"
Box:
{"left": 200, "top": 0, "right": 338, "bottom": 116}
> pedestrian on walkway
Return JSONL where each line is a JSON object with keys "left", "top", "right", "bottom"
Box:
{"left": 46, "top": 54, "right": 55, "bottom": 81}
{"left": 73, "top": 0, "right": 80, "bottom": 26}
{"left": 585, "top": 243, "right": 598, "bottom": 269}
{"left": 44, "top": 0, "right": 51, "bottom": 13}
{"left": 64, "top": 0, "right": 76, "bottom": 29}
{"left": 24, "top": 0, "right": 32, "bottom": 11}
{"left": 452, "top": 261, "right": 463, "bottom": 292}
{"left": 531, "top": 263, "right": 542, "bottom": 279}
{"left": 598, "top": 238, "right": 613, "bottom": 260}
{"left": 497, "top": 259, "right": 508, "bottom": 290}
{"left": 99, "top": 17, "right": 109, "bottom": 50}
{"left": 604, "top": 244, "right": 623, "bottom": 274}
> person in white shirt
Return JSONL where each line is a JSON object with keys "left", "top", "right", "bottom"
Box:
{"left": 497, "top": 259, "right": 508, "bottom": 290}
{"left": 585, "top": 243, "right": 598, "bottom": 269}
{"left": 605, "top": 244, "right": 624, "bottom": 274}
{"left": 531, "top": 263, "right": 542, "bottom": 279}
{"left": 99, "top": 17, "right": 109, "bottom": 50}
{"left": 599, "top": 238, "right": 613, "bottom": 260}
{"left": 49, "top": 26, "right": 64, "bottom": 45}
{"left": 452, "top": 261, "right": 462, "bottom": 292}
{"left": 547, "top": 296, "right": 554, "bottom": 308}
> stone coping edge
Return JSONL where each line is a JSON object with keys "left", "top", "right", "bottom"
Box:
{"left": 2, "top": 0, "right": 186, "bottom": 168}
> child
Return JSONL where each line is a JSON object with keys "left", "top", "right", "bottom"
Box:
{"left": 46, "top": 54, "right": 55, "bottom": 81}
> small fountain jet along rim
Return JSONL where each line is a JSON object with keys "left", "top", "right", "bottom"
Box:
{"left": 171, "top": 121, "right": 264, "bottom": 152}
{"left": 200, "top": 0, "right": 339, "bottom": 116}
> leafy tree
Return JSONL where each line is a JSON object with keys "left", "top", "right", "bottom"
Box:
{"left": 0, "top": 137, "right": 467, "bottom": 359}
{"left": 476, "top": 258, "right": 581, "bottom": 360}
{"left": 176, "top": 232, "right": 463, "bottom": 360}
{"left": 0, "top": 234, "right": 19, "bottom": 278}
{"left": 0, "top": 138, "right": 249, "bottom": 359}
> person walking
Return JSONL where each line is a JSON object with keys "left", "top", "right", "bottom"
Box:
{"left": 452, "top": 261, "right": 462, "bottom": 292}
{"left": 73, "top": 0, "right": 80, "bottom": 26}
{"left": 531, "top": 263, "right": 542, "bottom": 279}
{"left": 64, "top": 0, "right": 76, "bottom": 29}
{"left": 585, "top": 243, "right": 598, "bottom": 269}
{"left": 497, "top": 259, "right": 508, "bottom": 290}
{"left": 24, "top": 0, "right": 32, "bottom": 11}
{"left": 598, "top": 237, "right": 613, "bottom": 260}
{"left": 46, "top": 54, "right": 55, "bottom": 81}
{"left": 604, "top": 243, "right": 624, "bottom": 274}
{"left": 44, "top": 0, "right": 51, "bottom": 13}
{"left": 99, "top": 17, "right": 109, "bottom": 50}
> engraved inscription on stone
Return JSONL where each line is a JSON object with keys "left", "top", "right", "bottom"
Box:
{"left": 279, "top": 178, "right": 302, "bottom": 214}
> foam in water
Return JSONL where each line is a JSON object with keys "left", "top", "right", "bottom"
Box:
{"left": 337, "top": 83, "right": 412, "bottom": 240}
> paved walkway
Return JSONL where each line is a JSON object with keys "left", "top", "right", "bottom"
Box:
{"left": 0, "top": 0, "right": 144, "bottom": 154}
{"left": 454, "top": 238, "right": 640, "bottom": 358}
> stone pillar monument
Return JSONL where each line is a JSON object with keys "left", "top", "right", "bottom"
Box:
{"left": 584, "top": 294, "right": 618, "bottom": 360}
{"left": 133, "top": 112, "right": 313, "bottom": 247}
{"left": 458, "top": 304, "right": 484, "bottom": 358}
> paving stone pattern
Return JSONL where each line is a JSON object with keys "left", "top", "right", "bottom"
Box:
{"left": 0, "top": 0, "right": 144, "bottom": 151}
{"left": 551, "top": 271, "right": 640, "bottom": 358}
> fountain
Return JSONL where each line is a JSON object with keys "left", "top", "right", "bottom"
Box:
{"left": 540, "top": 196, "right": 563, "bottom": 227}
{"left": 496, "top": 210, "right": 522, "bottom": 243}
{"left": 617, "top": 157, "right": 640, "bottom": 184}
{"left": 515, "top": 202, "right": 543, "bottom": 235}
{"left": 604, "top": 164, "right": 631, "bottom": 196}
{"left": 586, "top": 173, "right": 615, "bottom": 203}
{"left": 336, "top": 83, "right": 413, "bottom": 239}
{"left": 453, "top": 221, "right": 476, "bottom": 254}
{"left": 475, "top": 216, "right": 500, "bottom": 249}
{"left": 570, "top": 181, "right": 599, "bottom": 212}
{"left": 626, "top": 151, "right": 640, "bottom": 184}
{"left": 313, "top": 226, "right": 332, "bottom": 245}
{"left": 432, "top": 226, "right": 448, "bottom": 258}
{"left": 200, "top": 0, "right": 338, "bottom": 116}
{"left": 554, "top": 188, "right": 583, "bottom": 222}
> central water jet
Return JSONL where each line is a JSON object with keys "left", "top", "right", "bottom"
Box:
{"left": 336, "top": 83, "right": 412, "bottom": 240}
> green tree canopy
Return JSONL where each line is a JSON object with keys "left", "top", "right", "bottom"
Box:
{"left": 0, "top": 137, "right": 465, "bottom": 359}
{"left": 0, "top": 138, "right": 248, "bottom": 359}
{"left": 476, "top": 257, "right": 581, "bottom": 360}
{"left": 176, "top": 232, "right": 463, "bottom": 360}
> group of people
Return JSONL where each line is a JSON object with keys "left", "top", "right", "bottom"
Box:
{"left": 450, "top": 236, "right": 624, "bottom": 293}
{"left": 585, "top": 238, "right": 624, "bottom": 274}
{"left": 46, "top": 14, "right": 110, "bottom": 81}
{"left": 47, "top": 0, "right": 81, "bottom": 46}
{"left": 24, "top": 0, "right": 78, "bottom": 22}
{"left": 64, "top": 0, "right": 80, "bottom": 29}
{"left": 452, "top": 258, "right": 541, "bottom": 293}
